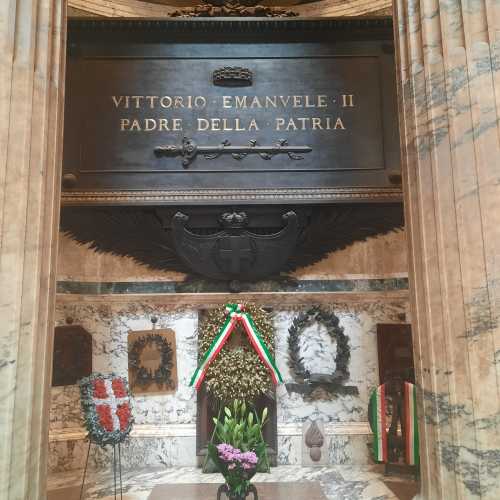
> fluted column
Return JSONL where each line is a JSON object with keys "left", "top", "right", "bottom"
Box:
{"left": 0, "top": 1, "right": 66, "bottom": 499}
{"left": 394, "top": 0, "right": 500, "bottom": 499}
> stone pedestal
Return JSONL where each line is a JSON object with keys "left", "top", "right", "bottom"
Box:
{"left": 394, "top": 1, "right": 500, "bottom": 498}
{"left": 0, "top": 1, "right": 66, "bottom": 498}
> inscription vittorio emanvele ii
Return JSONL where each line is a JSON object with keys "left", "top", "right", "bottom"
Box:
{"left": 112, "top": 93, "right": 355, "bottom": 133}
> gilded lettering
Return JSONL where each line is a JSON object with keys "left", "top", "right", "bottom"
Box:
{"left": 194, "top": 96, "right": 207, "bottom": 109}
{"left": 341, "top": 94, "right": 355, "bottom": 107}
{"left": 265, "top": 96, "right": 277, "bottom": 108}
{"left": 172, "top": 118, "right": 182, "bottom": 131}
{"left": 279, "top": 96, "right": 291, "bottom": 107}
{"left": 112, "top": 96, "right": 125, "bottom": 108}
{"left": 304, "top": 95, "right": 314, "bottom": 108}
{"left": 286, "top": 118, "right": 297, "bottom": 131}
{"left": 317, "top": 95, "right": 327, "bottom": 108}
{"left": 131, "top": 96, "right": 144, "bottom": 108}
{"left": 297, "top": 117, "right": 308, "bottom": 130}
{"left": 144, "top": 118, "right": 157, "bottom": 131}
{"left": 120, "top": 118, "right": 130, "bottom": 131}
{"left": 160, "top": 96, "right": 173, "bottom": 108}
{"left": 146, "top": 96, "right": 158, "bottom": 108}
{"left": 211, "top": 118, "right": 221, "bottom": 131}
{"left": 235, "top": 96, "right": 247, "bottom": 109}
{"left": 159, "top": 119, "right": 169, "bottom": 131}
{"left": 129, "top": 119, "right": 141, "bottom": 131}
{"left": 248, "top": 118, "right": 259, "bottom": 131}
{"left": 312, "top": 117, "right": 323, "bottom": 130}
{"left": 197, "top": 118, "right": 209, "bottom": 131}
{"left": 334, "top": 117, "right": 346, "bottom": 129}
{"left": 250, "top": 96, "right": 263, "bottom": 109}
{"left": 235, "top": 118, "right": 245, "bottom": 131}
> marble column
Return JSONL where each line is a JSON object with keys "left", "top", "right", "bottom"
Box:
{"left": 0, "top": 1, "right": 66, "bottom": 499}
{"left": 393, "top": 0, "right": 500, "bottom": 498}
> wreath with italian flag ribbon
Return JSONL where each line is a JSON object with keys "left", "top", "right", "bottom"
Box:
{"left": 190, "top": 303, "right": 282, "bottom": 402}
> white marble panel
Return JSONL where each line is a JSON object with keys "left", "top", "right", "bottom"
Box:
{"left": 274, "top": 303, "right": 407, "bottom": 424}
{"left": 50, "top": 301, "right": 406, "bottom": 472}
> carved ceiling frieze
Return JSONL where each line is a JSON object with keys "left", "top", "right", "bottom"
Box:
{"left": 170, "top": 0, "right": 298, "bottom": 17}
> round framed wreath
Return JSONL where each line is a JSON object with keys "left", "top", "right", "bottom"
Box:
{"left": 288, "top": 307, "right": 350, "bottom": 384}
{"left": 199, "top": 304, "right": 275, "bottom": 402}
{"left": 129, "top": 334, "right": 174, "bottom": 388}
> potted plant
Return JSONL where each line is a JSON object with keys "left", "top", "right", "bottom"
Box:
{"left": 208, "top": 400, "right": 269, "bottom": 500}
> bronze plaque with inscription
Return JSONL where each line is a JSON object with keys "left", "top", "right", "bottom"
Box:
{"left": 63, "top": 19, "right": 401, "bottom": 205}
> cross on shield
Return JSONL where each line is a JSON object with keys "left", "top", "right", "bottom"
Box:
{"left": 215, "top": 235, "right": 257, "bottom": 274}
{"left": 79, "top": 373, "right": 133, "bottom": 446}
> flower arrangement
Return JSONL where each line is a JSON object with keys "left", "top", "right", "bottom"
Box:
{"left": 208, "top": 400, "right": 268, "bottom": 499}
{"left": 198, "top": 304, "right": 277, "bottom": 401}
{"left": 79, "top": 372, "right": 133, "bottom": 447}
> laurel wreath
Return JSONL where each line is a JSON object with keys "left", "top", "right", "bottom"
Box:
{"left": 129, "top": 333, "right": 174, "bottom": 388}
{"left": 198, "top": 304, "right": 275, "bottom": 402}
{"left": 288, "top": 307, "right": 350, "bottom": 384}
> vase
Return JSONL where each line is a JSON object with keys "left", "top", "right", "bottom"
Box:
{"left": 216, "top": 483, "right": 258, "bottom": 500}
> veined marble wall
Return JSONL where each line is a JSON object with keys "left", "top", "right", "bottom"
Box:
{"left": 49, "top": 299, "right": 408, "bottom": 472}
{"left": 50, "top": 228, "right": 409, "bottom": 472}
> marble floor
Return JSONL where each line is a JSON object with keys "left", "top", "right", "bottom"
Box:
{"left": 48, "top": 465, "right": 419, "bottom": 500}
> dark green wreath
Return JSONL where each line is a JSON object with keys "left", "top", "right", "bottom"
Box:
{"left": 288, "top": 307, "right": 351, "bottom": 384}
{"left": 129, "top": 333, "right": 174, "bottom": 388}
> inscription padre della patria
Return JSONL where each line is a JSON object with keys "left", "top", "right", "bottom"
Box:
{"left": 112, "top": 93, "right": 355, "bottom": 133}
{"left": 62, "top": 30, "right": 397, "bottom": 197}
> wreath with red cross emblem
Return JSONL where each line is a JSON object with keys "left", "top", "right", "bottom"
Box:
{"left": 79, "top": 372, "right": 134, "bottom": 446}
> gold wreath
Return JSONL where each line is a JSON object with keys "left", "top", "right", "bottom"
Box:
{"left": 198, "top": 304, "right": 275, "bottom": 402}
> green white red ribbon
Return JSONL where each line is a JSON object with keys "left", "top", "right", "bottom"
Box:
{"left": 369, "top": 384, "right": 388, "bottom": 462}
{"left": 404, "top": 382, "right": 419, "bottom": 466}
{"left": 189, "top": 303, "right": 283, "bottom": 390}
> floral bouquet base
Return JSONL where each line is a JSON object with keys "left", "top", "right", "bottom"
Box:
{"left": 209, "top": 443, "right": 263, "bottom": 500}
{"left": 207, "top": 400, "right": 269, "bottom": 500}
{"left": 217, "top": 483, "right": 258, "bottom": 500}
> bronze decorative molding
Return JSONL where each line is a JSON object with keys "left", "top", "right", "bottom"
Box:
{"left": 170, "top": 0, "right": 298, "bottom": 18}
{"left": 154, "top": 137, "right": 312, "bottom": 168}
{"left": 61, "top": 187, "right": 403, "bottom": 206}
{"left": 213, "top": 66, "right": 252, "bottom": 87}
{"left": 68, "top": 18, "right": 393, "bottom": 35}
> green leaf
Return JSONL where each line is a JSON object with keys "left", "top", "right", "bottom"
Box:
{"left": 225, "top": 407, "right": 232, "bottom": 418}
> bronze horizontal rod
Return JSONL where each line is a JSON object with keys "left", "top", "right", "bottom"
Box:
{"left": 154, "top": 145, "right": 312, "bottom": 155}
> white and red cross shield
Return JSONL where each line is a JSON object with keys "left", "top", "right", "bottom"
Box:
{"left": 79, "top": 373, "right": 133, "bottom": 446}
